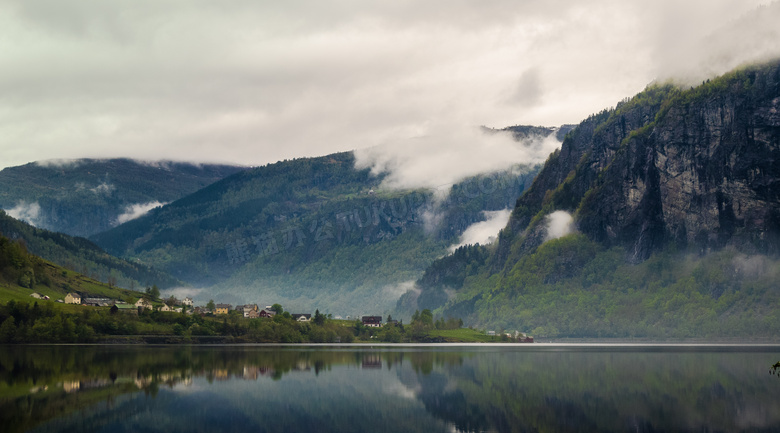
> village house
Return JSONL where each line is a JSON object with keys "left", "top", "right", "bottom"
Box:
{"left": 362, "top": 316, "right": 382, "bottom": 327}
{"left": 112, "top": 304, "right": 138, "bottom": 315}
{"left": 258, "top": 309, "right": 276, "bottom": 318}
{"left": 238, "top": 304, "right": 259, "bottom": 318}
{"left": 182, "top": 297, "right": 194, "bottom": 307}
{"left": 291, "top": 313, "right": 311, "bottom": 322}
{"left": 135, "top": 298, "right": 153, "bottom": 311}
{"left": 215, "top": 304, "right": 231, "bottom": 315}
{"left": 82, "top": 297, "right": 112, "bottom": 307}
{"left": 64, "top": 293, "right": 81, "bottom": 304}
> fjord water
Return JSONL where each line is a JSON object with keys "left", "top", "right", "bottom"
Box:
{"left": 2, "top": 345, "right": 780, "bottom": 432}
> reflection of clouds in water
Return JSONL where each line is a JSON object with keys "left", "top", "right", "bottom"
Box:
{"left": 383, "top": 380, "right": 419, "bottom": 400}
{"left": 165, "top": 378, "right": 198, "bottom": 393}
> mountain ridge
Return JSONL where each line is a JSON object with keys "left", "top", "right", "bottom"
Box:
{"left": 89, "top": 133, "right": 560, "bottom": 313}
{"left": 0, "top": 158, "right": 245, "bottom": 237}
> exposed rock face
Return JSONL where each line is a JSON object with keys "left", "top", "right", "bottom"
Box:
{"left": 578, "top": 65, "right": 780, "bottom": 261}
{"left": 494, "top": 85, "right": 675, "bottom": 266}
{"left": 497, "top": 61, "right": 780, "bottom": 265}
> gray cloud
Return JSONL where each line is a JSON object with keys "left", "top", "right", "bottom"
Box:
{"left": 510, "top": 68, "right": 543, "bottom": 106}
{"left": 0, "top": 0, "right": 773, "bottom": 170}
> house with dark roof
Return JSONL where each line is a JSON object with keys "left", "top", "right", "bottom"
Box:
{"left": 362, "top": 316, "right": 382, "bottom": 327}
{"left": 258, "top": 309, "right": 276, "bottom": 318}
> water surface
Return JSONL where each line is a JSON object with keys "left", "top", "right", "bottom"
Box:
{"left": 2, "top": 344, "right": 779, "bottom": 432}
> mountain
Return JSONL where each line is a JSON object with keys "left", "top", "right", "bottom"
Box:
{"left": 0, "top": 211, "right": 179, "bottom": 290}
{"left": 403, "top": 59, "right": 780, "bottom": 338}
{"left": 0, "top": 159, "right": 245, "bottom": 237}
{"left": 89, "top": 135, "right": 559, "bottom": 314}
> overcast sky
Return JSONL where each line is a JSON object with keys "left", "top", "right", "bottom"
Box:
{"left": 1, "top": 0, "right": 777, "bottom": 171}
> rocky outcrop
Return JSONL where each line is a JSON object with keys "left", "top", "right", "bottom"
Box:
{"left": 578, "top": 63, "right": 780, "bottom": 261}
{"left": 493, "top": 84, "right": 676, "bottom": 266}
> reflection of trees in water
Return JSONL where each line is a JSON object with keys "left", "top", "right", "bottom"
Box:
{"left": 4, "top": 347, "right": 780, "bottom": 433}
{"left": 1, "top": 347, "right": 465, "bottom": 433}
{"left": 0, "top": 346, "right": 464, "bottom": 398}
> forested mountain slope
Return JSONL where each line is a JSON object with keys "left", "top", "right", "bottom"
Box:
{"left": 0, "top": 231, "right": 148, "bottom": 306}
{"left": 0, "top": 211, "right": 178, "bottom": 290}
{"left": 0, "top": 159, "right": 245, "bottom": 237}
{"left": 403, "top": 60, "right": 780, "bottom": 338}
{"left": 90, "top": 140, "right": 554, "bottom": 314}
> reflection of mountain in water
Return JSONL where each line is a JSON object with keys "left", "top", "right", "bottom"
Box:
{"left": 3, "top": 346, "right": 780, "bottom": 433}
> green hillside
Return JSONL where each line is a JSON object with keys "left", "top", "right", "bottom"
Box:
{"left": 0, "top": 211, "right": 179, "bottom": 290}
{"left": 0, "top": 159, "right": 244, "bottom": 237}
{"left": 0, "top": 234, "right": 144, "bottom": 305}
{"left": 91, "top": 150, "right": 545, "bottom": 314}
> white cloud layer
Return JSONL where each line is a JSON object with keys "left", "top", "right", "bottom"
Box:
{"left": 354, "top": 124, "right": 560, "bottom": 191}
{"left": 450, "top": 209, "right": 512, "bottom": 252}
{"left": 115, "top": 201, "right": 166, "bottom": 225}
{"left": 0, "top": 0, "right": 776, "bottom": 170}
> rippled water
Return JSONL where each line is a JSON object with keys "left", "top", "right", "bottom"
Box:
{"left": 2, "top": 344, "right": 780, "bottom": 432}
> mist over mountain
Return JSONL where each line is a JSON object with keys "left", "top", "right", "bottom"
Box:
{"left": 89, "top": 126, "right": 563, "bottom": 314}
{"left": 0, "top": 159, "right": 245, "bottom": 237}
{"left": 401, "top": 59, "right": 780, "bottom": 337}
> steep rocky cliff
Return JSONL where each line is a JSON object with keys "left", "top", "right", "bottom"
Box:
{"left": 501, "top": 60, "right": 780, "bottom": 266}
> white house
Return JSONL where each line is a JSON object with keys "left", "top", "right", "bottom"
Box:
{"left": 64, "top": 293, "right": 81, "bottom": 304}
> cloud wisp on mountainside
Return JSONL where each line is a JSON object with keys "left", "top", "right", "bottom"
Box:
{"left": 5, "top": 201, "right": 42, "bottom": 227}
{"left": 354, "top": 124, "right": 560, "bottom": 192}
{"left": 115, "top": 201, "right": 167, "bottom": 225}
{"left": 449, "top": 209, "right": 512, "bottom": 252}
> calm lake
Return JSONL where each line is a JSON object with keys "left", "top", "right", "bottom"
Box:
{"left": 2, "top": 344, "right": 780, "bottom": 432}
